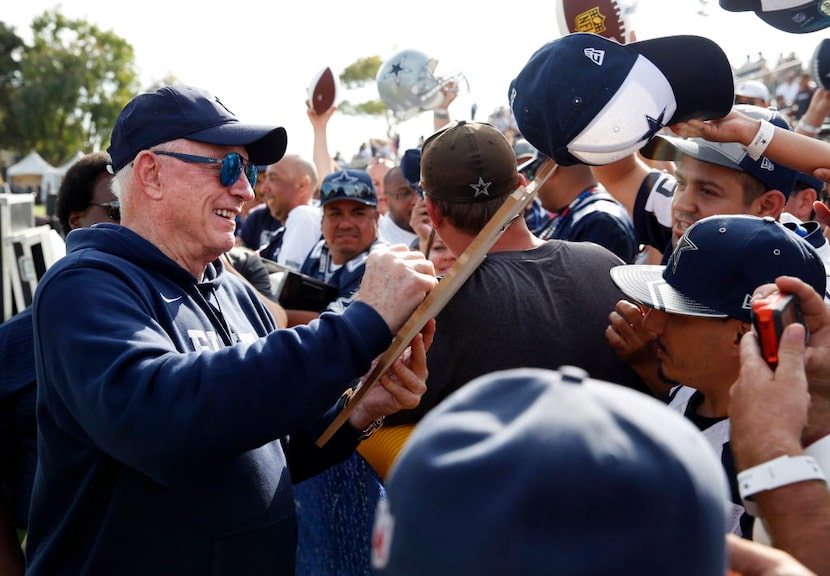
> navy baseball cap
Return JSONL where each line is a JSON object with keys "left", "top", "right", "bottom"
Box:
{"left": 399, "top": 148, "right": 422, "bottom": 190}
{"left": 796, "top": 171, "right": 826, "bottom": 193}
{"left": 509, "top": 33, "right": 734, "bottom": 166}
{"left": 319, "top": 169, "right": 377, "bottom": 207}
{"left": 641, "top": 105, "right": 799, "bottom": 198}
{"left": 421, "top": 121, "right": 519, "bottom": 203}
{"left": 373, "top": 367, "right": 730, "bottom": 575}
{"left": 811, "top": 37, "right": 830, "bottom": 90}
{"left": 108, "top": 85, "right": 288, "bottom": 172}
{"left": 720, "top": 0, "right": 830, "bottom": 33}
{"left": 610, "top": 214, "right": 826, "bottom": 323}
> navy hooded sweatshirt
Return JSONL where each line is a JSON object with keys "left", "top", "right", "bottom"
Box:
{"left": 26, "top": 224, "right": 392, "bottom": 576}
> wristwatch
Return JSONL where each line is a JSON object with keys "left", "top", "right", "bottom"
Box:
{"left": 336, "top": 387, "right": 385, "bottom": 440}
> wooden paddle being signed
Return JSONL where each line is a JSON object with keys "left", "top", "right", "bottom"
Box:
{"left": 316, "top": 159, "right": 557, "bottom": 446}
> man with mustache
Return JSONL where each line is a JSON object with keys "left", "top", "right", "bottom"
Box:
{"left": 609, "top": 214, "right": 826, "bottom": 539}
{"left": 287, "top": 169, "right": 386, "bottom": 328}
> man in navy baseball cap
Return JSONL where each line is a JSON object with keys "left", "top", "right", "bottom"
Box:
{"left": 107, "top": 85, "right": 287, "bottom": 173}
{"left": 609, "top": 214, "right": 825, "bottom": 538}
{"left": 641, "top": 105, "right": 799, "bottom": 201}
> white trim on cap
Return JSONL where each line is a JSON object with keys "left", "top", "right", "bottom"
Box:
{"left": 569, "top": 55, "right": 677, "bottom": 165}
{"left": 760, "top": 0, "right": 814, "bottom": 10}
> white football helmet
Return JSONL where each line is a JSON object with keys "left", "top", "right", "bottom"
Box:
{"left": 376, "top": 49, "right": 467, "bottom": 119}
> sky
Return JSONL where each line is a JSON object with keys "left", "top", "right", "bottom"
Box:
{"left": 3, "top": 0, "right": 827, "bottom": 162}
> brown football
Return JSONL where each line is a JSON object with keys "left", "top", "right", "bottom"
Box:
{"left": 308, "top": 67, "right": 339, "bottom": 114}
{"left": 555, "top": 0, "right": 628, "bottom": 44}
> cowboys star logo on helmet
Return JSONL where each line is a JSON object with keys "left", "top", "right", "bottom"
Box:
{"left": 377, "top": 49, "right": 468, "bottom": 120}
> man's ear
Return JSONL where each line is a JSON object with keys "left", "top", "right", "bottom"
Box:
{"left": 789, "top": 188, "right": 818, "bottom": 218}
{"left": 68, "top": 211, "right": 85, "bottom": 231}
{"left": 133, "top": 151, "right": 164, "bottom": 200}
{"left": 755, "top": 190, "right": 787, "bottom": 218}
{"left": 424, "top": 197, "right": 442, "bottom": 228}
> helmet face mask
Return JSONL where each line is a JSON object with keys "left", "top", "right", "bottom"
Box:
{"left": 377, "top": 49, "right": 466, "bottom": 120}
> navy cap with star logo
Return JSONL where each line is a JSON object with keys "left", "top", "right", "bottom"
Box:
{"left": 609, "top": 214, "right": 826, "bottom": 323}
{"left": 319, "top": 169, "right": 378, "bottom": 207}
{"left": 509, "top": 33, "right": 734, "bottom": 167}
{"left": 420, "top": 121, "right": 519, "bottom": 203}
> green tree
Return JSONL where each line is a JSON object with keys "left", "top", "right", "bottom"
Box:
{"left": 2, "top": 10, "right": 139, "bottom": 165}
{"left": 0, "top": 22, "right": 25, "bottom": 150}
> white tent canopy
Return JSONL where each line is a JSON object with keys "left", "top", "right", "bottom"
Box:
{"left": 7, "top": 149, "right": 61, "bottom": 196}
{"left": 7, "top": 149, "right": 58, "bottom": 178}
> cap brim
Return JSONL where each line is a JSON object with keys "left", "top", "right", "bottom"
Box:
{"left": 189, "top": 124, "right": 287, "bottom": 166}
{"left": 610, "top": 265, "right": 728, "bottom": 318}
{"left": 628, "top": 36, "right": 734, "bottom": 124}
{"left": 640, "top": 134, "right": 742, "bottom": 172}
{"left": 757, "top": 9, "right": 830, "bottom": 32}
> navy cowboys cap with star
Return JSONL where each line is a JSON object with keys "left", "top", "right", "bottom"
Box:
{"left": 509, "top": 33, "right": 734, "bottom": 167}
{"left": 420, "top": 121, "right": 520, "bottom": 203}
{"left": 319, "top": 169, "right": 378, "bottom": 207}
{"left": 610, "top": 214, "right": 825, "bottom": 323}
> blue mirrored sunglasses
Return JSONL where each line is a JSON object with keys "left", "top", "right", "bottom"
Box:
{"left": 153, "top": 151, "right": 258, "bottom": 188}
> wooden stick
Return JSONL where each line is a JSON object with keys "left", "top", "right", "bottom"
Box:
{"left": 316, "top": 160, "right": 557, "bottom": 446}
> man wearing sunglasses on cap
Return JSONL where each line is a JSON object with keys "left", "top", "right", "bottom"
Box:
{"left": 25, "top": 85, "right": 437, "bottom": 576}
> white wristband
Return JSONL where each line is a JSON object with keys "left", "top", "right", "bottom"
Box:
{"left": 743, "top": 119, "right": 775, "bottom": 161}
{"left": 797, "top": 119, "right": 822, "bottom": 135}
{"left": 805, "top": 434, "right": 830, "bottom": 474}
{"left": 738, "top": 454, "right": 827, "bottom": 517}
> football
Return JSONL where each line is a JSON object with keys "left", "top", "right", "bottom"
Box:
{"left": 555, "top": 0, "right": 628, "bottom": 44}
{"left": 308, "top": 66, "right": 339, "bottom": 114}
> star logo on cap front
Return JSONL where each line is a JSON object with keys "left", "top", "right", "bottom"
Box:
{"left": 332, "top": 170, "right": 360, "bottom": 186}
{"left": 471, "top": 177, "right": 493, "bottom": 197}
{"left": 671, "top": 233, "right": 698, "bottom": 273}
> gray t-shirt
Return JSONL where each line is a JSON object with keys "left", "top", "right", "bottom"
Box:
{"left": 386, "top": 239, "right": 646, "bottom": 425}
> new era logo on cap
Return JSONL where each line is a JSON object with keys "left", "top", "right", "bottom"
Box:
{"left": 584, "top": 48, "right": 605, "bottom": 65}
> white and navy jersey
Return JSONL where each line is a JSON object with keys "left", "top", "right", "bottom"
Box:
{"left": 537, "top": 186, "right": 637, "bottom": 263}
{"left": 633, "top": 169, "right": 676, "bottom": 259}
{"left": 667, "top": 386, "right": 753, "bottom": 538}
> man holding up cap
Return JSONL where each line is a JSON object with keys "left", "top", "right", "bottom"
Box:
{"left": 26, "top": 85, "right": 437, "bottom": 576}
{"left": 610, "top": 214, "right": 826, "bottom": 538}
{"left": 383, "top": 120, "right": 647, "bottom": 432}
